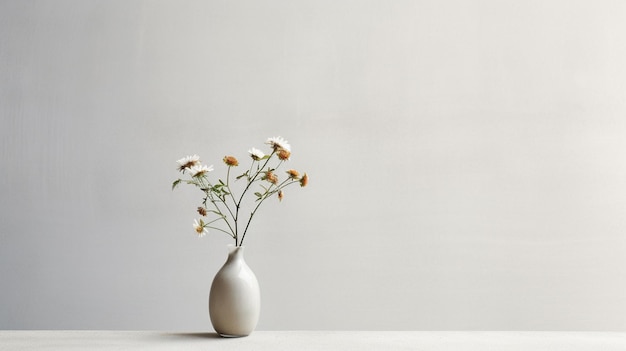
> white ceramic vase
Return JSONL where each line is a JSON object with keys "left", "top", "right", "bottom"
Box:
{"left": 209, "top": 245, "right": 260, "bottom": 337}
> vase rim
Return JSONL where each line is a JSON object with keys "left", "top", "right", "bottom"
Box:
{"left": 227, "top": 244, "right": 246, "bottom": 253}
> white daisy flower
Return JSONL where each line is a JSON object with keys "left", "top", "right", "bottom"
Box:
{"left": 176, "top": 154, "right": 201, "bottom": 172}
{"left": 190, "top": 164, "right": 214, "bottom": 177}
{"left": 193, "top": 219, "right": 208, "bottom": 237}
{"left": 265, "top": 136, "right": 291, "bottom": 152}
{"left": 248, "top": 147, "right": 265, "bottom": 161}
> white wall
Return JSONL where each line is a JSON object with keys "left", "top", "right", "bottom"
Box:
{"left": 2, "top": 0, "right": 626, "bottom": 331}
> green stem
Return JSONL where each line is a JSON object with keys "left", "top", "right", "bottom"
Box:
{"left": 224, "top": 166, "right": 240, "bottom": 243}
{"left": 205, "top": 225, "right": 235, "bottom": 238}
{"left": 200, "top": 174, "right": 236, "bottom": 238}
{"left": 247, "top": 160, "right": 256, "bottom": 181}
{"left": 237, "top": 151, "right": 276, "bottom": 205}
{"left": 204, "top": 217, "right": 226, "bottom": 226}
{"left": 188, "top": 174, "right": 237, "bottom": 240}
{"left": 239, "top": 179, "right": 299, "bottom": 246}
{"left": 208, "top": 199, "right": 236, "bottom": 236}
{"left": 234, "top": 151, "right": 276, "bottom": 246}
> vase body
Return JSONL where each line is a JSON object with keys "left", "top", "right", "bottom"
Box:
{"left": 209, "top": 245, "right": 260, "bottom": 337}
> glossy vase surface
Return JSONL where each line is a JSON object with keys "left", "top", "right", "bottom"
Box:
{"left": 209, "top": 245, "right": 260, "bottom": 337}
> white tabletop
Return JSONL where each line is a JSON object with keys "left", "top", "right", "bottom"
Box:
{"left": 1, "top": 331, "right": 625, "bottom": 351}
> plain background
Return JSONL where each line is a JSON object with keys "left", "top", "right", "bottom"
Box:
{"left": 2, "top": 0, "right": 626, "bottom": 331}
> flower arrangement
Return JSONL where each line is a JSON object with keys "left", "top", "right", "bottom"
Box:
{"left": 172, "top": 136, "right": 308, "bottom": 246}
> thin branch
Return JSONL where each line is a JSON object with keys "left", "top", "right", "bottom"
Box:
{"left": 239, "top": 179, "right": 299, "bottom": 246}
{"left": 205, "top": 225, "right": 235, "bottom": 238}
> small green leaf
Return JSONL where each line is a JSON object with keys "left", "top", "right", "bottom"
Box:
{"left": 172, "top": 179, "right": 182, "bottom": 190}
{"left": 254, "top": 192, "right": 262, "bottom": 198}
{"left": 219, "top": 179, "right": 226, "bottom": 185}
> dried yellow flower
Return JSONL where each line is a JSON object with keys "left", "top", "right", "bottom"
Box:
{"left": 300, "top": 173, "right": 308, "bottom": 187}
{"left": 278, "top": 190, "right": 284, "bottom": 201}
{"left": 277, "top": 149, "right": 291, "bottom": 161}
{"left": 286, "top": 169, "right": 300, "bottom": 179}
{"left": 263, "top": 170, "right": 278, "bottom": 184}
{"left": 197, "top": 207, "right": 207, "bottom": 216}
{"left": 223, "top": 156, "right": 239, "bottom": 167}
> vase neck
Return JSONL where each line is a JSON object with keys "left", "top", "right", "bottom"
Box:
{"left": 227, "top": 245, "right": 245, "bottom": 263}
